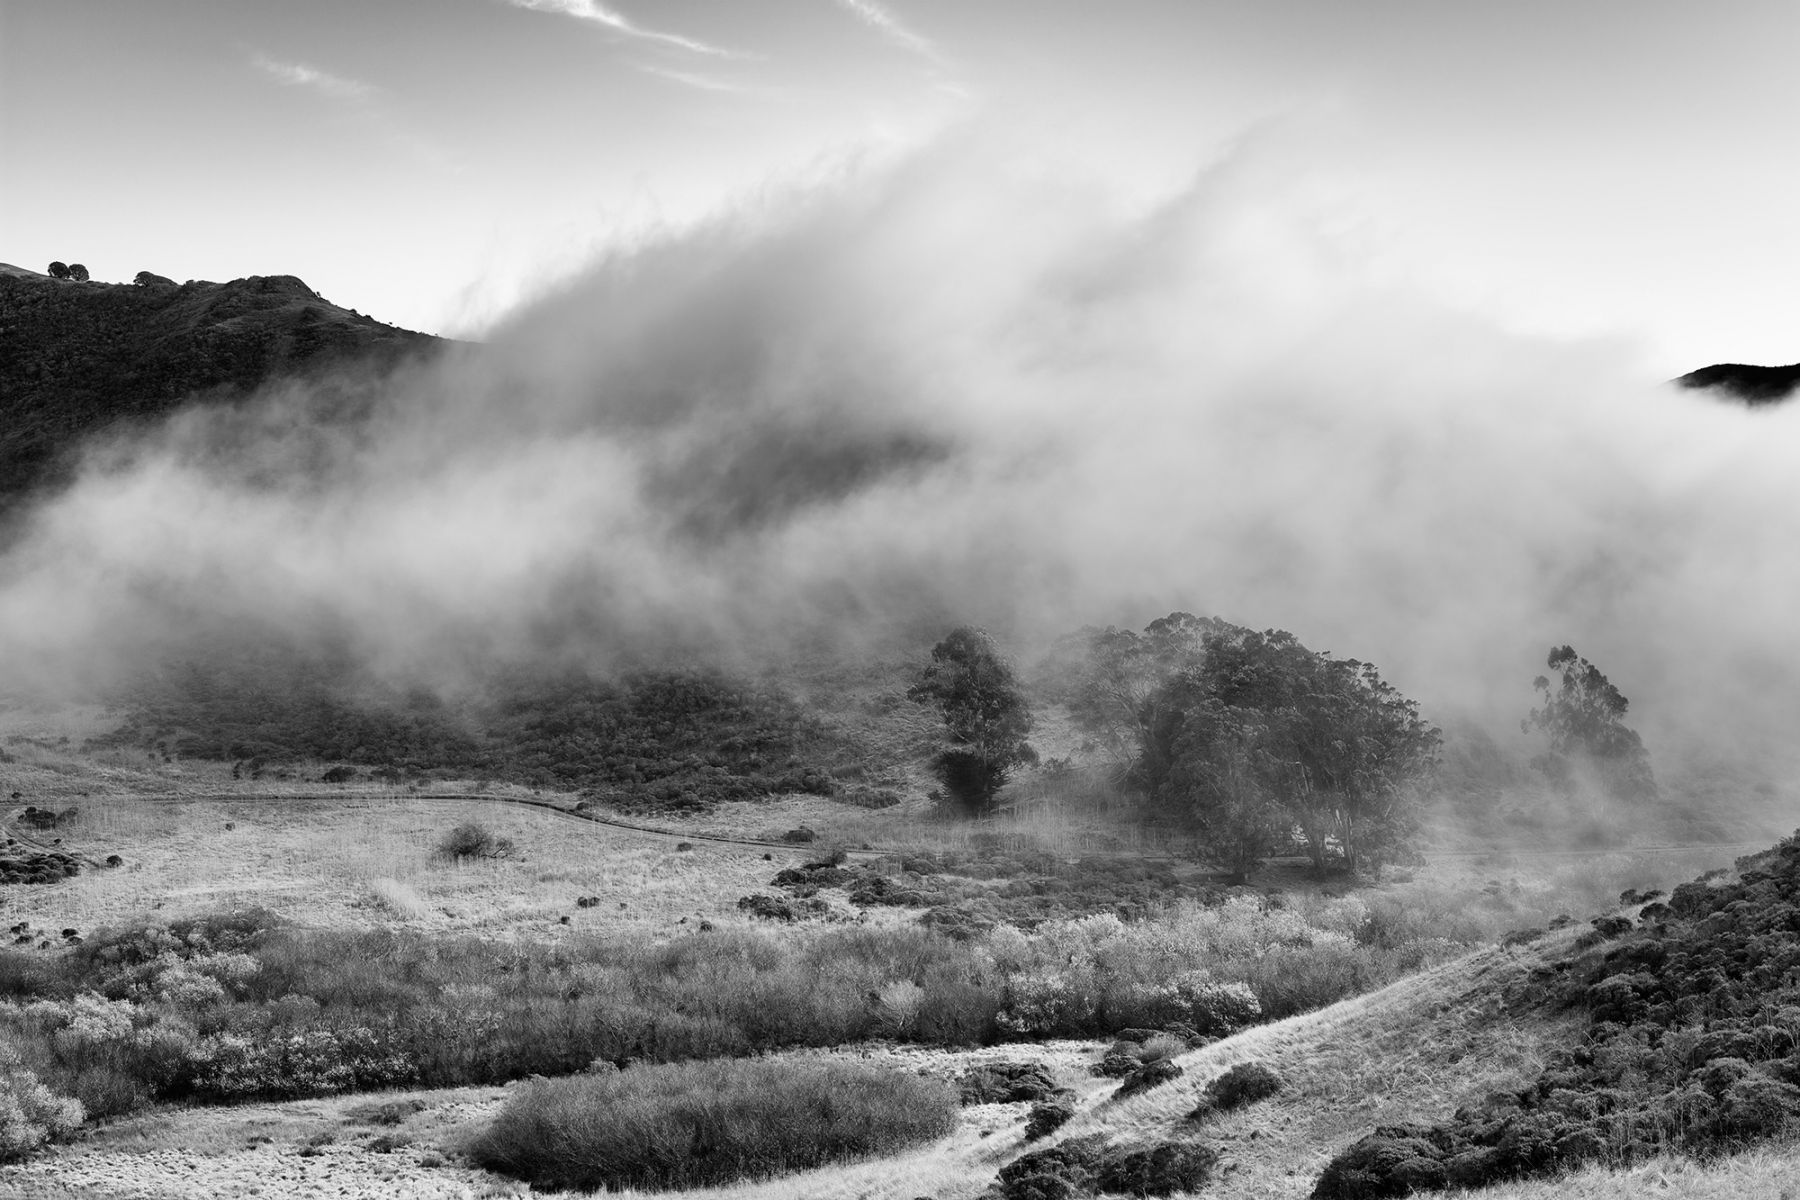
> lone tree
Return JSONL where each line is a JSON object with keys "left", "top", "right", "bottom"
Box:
{"left": 67, "top": 263, "right": 89, "bottom": 282}
{"left": 1141, "top": 628, "right": 1439, "bottom": 876}
{"left": 1524, "top": 645, "right": 1656, "bottom": 807}
{"left": 909, "top": 627, "right": 1035, "bottom": 814}
{"left": 46, "top": 261, "right": 70, "bottom": 279}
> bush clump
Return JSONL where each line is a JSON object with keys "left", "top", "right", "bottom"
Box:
{"left": 1191, "top": 1060, "right": 1284, "bottom": 1119}
{"left": 1024, "top": 1095, "right": 1076, "bottom": 1140}
{"left": 434, "top": 822, "right": 514, "bottom": 862}
{"left": 959, "top": 1060, "right": 1060, "bottom": 1105}
{"left": 992, "top": 1134, "right": 1217, "bottom": 1199}
{"left": 0, "top": 1043, "right": 83, "bottom": 1161}
{"left": 470, "top": 1058, "right": 957, "bottom": 1191}
{"left": 1114, "top": 1058, "right": 1183, "bottom": 1100}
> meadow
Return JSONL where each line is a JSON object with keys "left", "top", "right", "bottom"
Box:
{"left": 4, "top": 711, "right": 1798, "bottom": 1198}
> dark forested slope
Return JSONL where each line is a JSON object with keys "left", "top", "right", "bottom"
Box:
{"left": 1674, "top": 361, "right": 1800, "bottom": 405}
{"left": 0, "top": 267, "right": 444, "bottom": 504}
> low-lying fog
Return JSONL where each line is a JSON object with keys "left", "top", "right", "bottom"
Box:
{"left": 3, "top": 125, "right": 1798, "bottom": 805}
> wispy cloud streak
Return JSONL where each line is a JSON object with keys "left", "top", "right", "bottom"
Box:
{"left": 503, "top": 0, "right": 735, "bottom": 57}
{"left": 833, "top": 0, "right": 942, "bottom": 63}
{"left": 638, "top": 64, "right": 747, "bottom": 94}
{"left": 252, "top": 54, "right": 373, "bottom": 101}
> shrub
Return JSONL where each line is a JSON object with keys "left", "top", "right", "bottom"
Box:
{"left": 1097, "top": 1140, "right": 1220, "bottom": 1196}
{"left": 470, "top": 1058, "right": 957, "bottom": 1191}
{"left": 1114, "top": 1058, "right": 1183, "bottom": 1100}
{"left": 1024, "top": 1095, "right": 1076, "bottom": 1140}
{"left": 994, "top": 1135, "right": 1216, "bottom": 1199}
{"left": 0, "top": 1043, "right": 83, "bottom": 1161}
{"left": 434, "top": 821, "right": 514, "bottom": 862}
{"left": 959, "top": 1060, "right": 1059, "bottom": 1105}
{"left": 1191, "top": 1061, "right": 1283, "bottom": 1119}
{"left": 995, "top": 1133, "right": 1109, "bottom": 1199}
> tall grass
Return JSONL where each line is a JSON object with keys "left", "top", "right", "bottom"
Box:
{"left": 0, "top": 844, "right": 1720, "bottom": 1130}
{"left": 471, "top": 1058, "right": 958, "bottom": 1191}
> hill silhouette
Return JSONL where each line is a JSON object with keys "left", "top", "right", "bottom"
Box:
{"left": 1674, "top": 361, "right": 1800, "bottom": 405}
{"left": 0, "top": 266, "right": 444, "bottom": 507}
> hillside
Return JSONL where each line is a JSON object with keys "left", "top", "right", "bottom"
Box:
{"left": 0, "top": 267, "right": 445, "bottom": 506}
{"left": 1674, "top": 361, "right": 1800, "bottom": 405}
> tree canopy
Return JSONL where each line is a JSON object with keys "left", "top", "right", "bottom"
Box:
{"left": 1048, "top": 611, "right": 1227, "bottom": 769}
{"left": 909, "top": 627, "right": 1035, "bottom": 814}
{"left": 1524, "top": 645, "right": 1656, "bottom": 806}
{"left": 1137, "top": 626, "right": 1439, "bottom": 877}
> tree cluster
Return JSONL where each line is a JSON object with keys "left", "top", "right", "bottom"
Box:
{"left": 1064, "top": 616, "right": 1439, "bottom": 878}
{"left": 46, "top": 262, "right": 89, "bottom": 282}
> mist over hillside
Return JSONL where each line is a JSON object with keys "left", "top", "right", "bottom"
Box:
{"left": 3, "top": 131, "right": 1800, "bottom": 813}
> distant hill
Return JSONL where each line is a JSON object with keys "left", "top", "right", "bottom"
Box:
{"left": 0, "top": 267, "right": 446, "bottom": 506}
{"left": 1674, "top": 360, "right": 1800, "bottom": 405}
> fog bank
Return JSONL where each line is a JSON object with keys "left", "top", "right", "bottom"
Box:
{"left": 3, "top": 126, "right": 1798, "bottom": 786}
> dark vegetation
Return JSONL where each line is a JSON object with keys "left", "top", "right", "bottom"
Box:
{"left": 910, "top": 626, "right": 1036, "bottom": 814}
{"left": 433, "top": 821, "right": 514, "bottom": 862}
{"left": 959, "top": 1060, "right": 1062, "bottom": 1105}
{"left": 762, "top": 845, "right": 1209, "bottom": 932}
{"left": 99, "top": 651, "right": 845, "bottom": 812}
{"left": 0, "top": 848, "right": 82, "bottom": 886}
{"left": 1524, "top": 645, "right": 1657, "bottom": 808}
{"left": 1676, "top": 361, "right": 1800, "bottom": 405}
{"left": 989, "top": 1133, "right": 1218, "bottom": 1199}
{"left": 470, "top": 1058, "right": 957, "bottom": 1191}
{"left": 1189, "top": 1060, "right": 1284, "bottom": 1119}
{"left": 1048, "top": 614, "right": 1440, "bottom": 878}
{"left": 1312, "top": 831, "right": 1800, "bottom": 1197}
{"left": 0, "top": 270, "right": 441, "bottom": 505}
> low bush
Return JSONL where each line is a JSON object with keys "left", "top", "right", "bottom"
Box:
{"left": 470, "top": 1058, "right": 957, "bottom": 1191}
{"left": 959, "top": 1060, "right": 1059, "bottom": 1104}
{"left": 434, "top": 822, "right": 514, "bottom": 862}
{"left": 1191, "top": 1060, "right": 1283, "bottom": 1118}
{"left": 0, "top": 1043, "right": 83, "bottom": 1161}
{"left": 992, "top": 1134, "right": 1217, "bottom": 1199}
{"left": 1024, "top": 1095, "right": 1076, "bottom": 1140}
{"left": 1114, "top": 1058, "right": 1182, "bottom": 1100}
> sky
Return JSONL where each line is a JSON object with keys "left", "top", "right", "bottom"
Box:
{"left": 3, "top": 0, "right": 1799, "bottom": 373}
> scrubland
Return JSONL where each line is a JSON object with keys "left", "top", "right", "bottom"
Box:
{"left": 3, "top": 711, "right": 1797, "bottom": 1199}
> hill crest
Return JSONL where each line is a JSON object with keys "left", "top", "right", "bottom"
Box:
{"left": 1675, "top": 361, "right": 1800, "bottom": 405}
{"left": 0, "top": 267, "right": 445, "bottom": 506}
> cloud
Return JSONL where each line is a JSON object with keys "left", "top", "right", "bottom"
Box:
{"left": 833, "top": 0, "right": 942, "bottom": 64}
{"left": 503, "top": 0, "right": 736, "bottom": 57}
{"left": 7, "top": 123, "right": 1800, "bottom": 814}
{"left": 251, "top": 54, "right": 374, "bottom": 101}
{"left": 638, "top": 64, "right": 747, "bottom": 94}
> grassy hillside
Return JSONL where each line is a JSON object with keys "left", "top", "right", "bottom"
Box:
{"left": 0, "top": 269, "right": 443, "bottom": 506}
